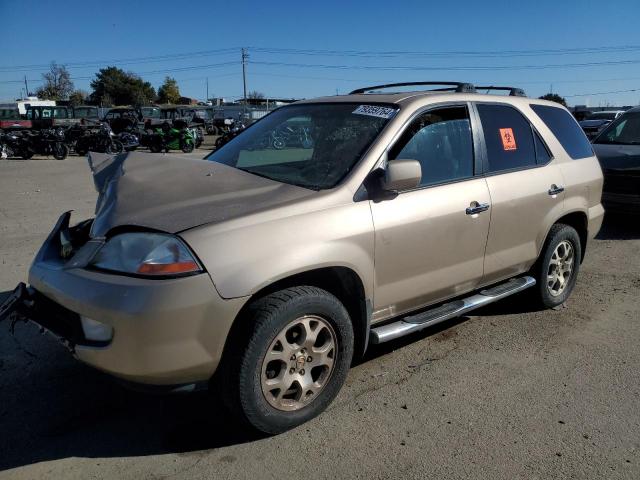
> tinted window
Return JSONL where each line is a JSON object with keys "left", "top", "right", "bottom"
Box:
{"left": 594, "top": 112, "right": 640, "bottom": 146}
{"left": 534, "top": 131, "right": 552, "bottom": 164}
{"left": 389, "top": 106, "right": 473, "bottom": 187}
{"left": 477, "top": 104, "right": 536, "bottom": 173}
{"left": 530, "top": 104, "right": 593, "bottom": 159}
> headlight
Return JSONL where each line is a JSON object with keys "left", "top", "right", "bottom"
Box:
{"left": 89, "top": 233, "right": 202, "bottom": 277}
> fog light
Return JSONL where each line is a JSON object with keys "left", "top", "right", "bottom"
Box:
{"left": 80, "top": 316, "right": 113, "bottom": 342}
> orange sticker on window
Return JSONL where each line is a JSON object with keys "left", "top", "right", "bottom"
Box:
{"left": 499, "top": 128, "right": 517, "bottom": 151}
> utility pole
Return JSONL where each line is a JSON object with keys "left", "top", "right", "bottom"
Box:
{"left": 241, "top": 48, "right": 248, "bottom": 114}
{"left": 24, "top": 75, "right": 30, "bottom": 98}
{"left": 206, "top": 77, "right": 209, "bottom": 103}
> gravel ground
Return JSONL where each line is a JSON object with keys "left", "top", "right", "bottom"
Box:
{"left": 0, "top": 152, "right": 639, "bottom": 480}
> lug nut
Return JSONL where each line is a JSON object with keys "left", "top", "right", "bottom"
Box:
{"left": 290, "top": 355, "right": 296, "bottom": 361}
{"left": 289, "top": 368, "right": 295, "bottom": 374}
{"left": 307, "top": 356, "right": 312, "bottom": 362}
{"left": 300, "top": 369, "right": 305, "bottom": 375}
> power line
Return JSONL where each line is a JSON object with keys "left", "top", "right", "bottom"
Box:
{"left": 4, "top": 43, "right": 640, "bottom": 72}
{"left": 0, "top": 48, "right": 240, "bottom": 72}
{"left": 565, "top": 88, "right": 639, "bottom": 98}
{"left": 250, "top": 58, "right": 640, "bottom": 72}
{"left": 251, "top": 45, "right": 640, "bottom": 59}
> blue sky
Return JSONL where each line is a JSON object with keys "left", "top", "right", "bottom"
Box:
{"left": 1, "top": 0, "right": 640, "bottom": 106}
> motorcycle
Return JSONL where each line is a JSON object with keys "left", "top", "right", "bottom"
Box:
{"left": 0, "top": 128, "right": 68, "bottom": 160}
{"left": 145, "top": 124, "right": 195, "bottom": 153}
{"left": 215, "top": 122, "right": 246, "bottom": 149}
{"left": 187, "top": 126, "right": 204, "bottom": 149}
{"left": 75, "top": 123, "right": 124, "bottom": 156}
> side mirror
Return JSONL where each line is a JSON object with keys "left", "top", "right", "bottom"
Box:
{"left": 381, "top": 159, "right": 422, "bottom": 191}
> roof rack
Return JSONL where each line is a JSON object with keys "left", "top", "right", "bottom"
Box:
{"left": 349, "top": 82, "right": 476, "bottom": 95}
{"left": 475, "top": 86, "right": 527, "bottom": 97}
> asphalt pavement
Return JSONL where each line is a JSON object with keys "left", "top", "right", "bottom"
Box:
{"left": 0, "top": 152, "right": 638, "bottom": 480}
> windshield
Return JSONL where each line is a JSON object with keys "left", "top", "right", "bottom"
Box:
{"left": 74, "top": 107, "right": 97, "bottom": 119}
{"left": 594, "top": 112, "right": 640, "bottom": 145}
{"left": 588, "top": 112, "right": 617, "bottom": 121}
{"left": 205, "top": 103, "right": 397, "bottom": 190}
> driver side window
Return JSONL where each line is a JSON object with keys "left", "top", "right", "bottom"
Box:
{"left": 389, "top": 105, "right": 474, "bottom": 188}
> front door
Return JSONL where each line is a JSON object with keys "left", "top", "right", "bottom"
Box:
{"left": 370, "top": 104, "right": 491, "bottom": 322}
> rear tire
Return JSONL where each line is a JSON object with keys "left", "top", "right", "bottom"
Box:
{"left": 21, "top": 150, "right": 34, "bottom": 160}
{"left": 53, "top": 143, "right": 68, "bottom": 160}
{"left": 219, "top": 286, "right": 354, "bottom": 434}
{"left": 532, "top": 224, "right": 582, "bottom": 308}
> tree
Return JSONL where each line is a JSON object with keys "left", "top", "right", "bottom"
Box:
{"left": 248, "top": 90, "right": 265, "bottom": 100}
{"left": 36, "top": 62, "right": 74, "bottom": 100}
{"left": 68, "top": 90, "right": 88, "bottom": 106}
{"left": 539, "top": 93, "right": 567, "bottom": 107}
{"left": 157, "top": 76, "right": 181, "bottom": 104}
{"left": 89, "top": 66, "right": 156, "bottom": 106}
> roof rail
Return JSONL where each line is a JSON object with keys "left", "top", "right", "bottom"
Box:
{"left": 349, "top": 82, "right": 476, "bottom": 95}
{"left": 475, "top": 86, "right": 527, "bottom": 97}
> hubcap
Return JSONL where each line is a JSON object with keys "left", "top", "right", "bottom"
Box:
{"left": 261, "top": 315, "right": 337, "bottom": 411}
{"left": 547, "top": 240, "right": 574, "bottom": 297}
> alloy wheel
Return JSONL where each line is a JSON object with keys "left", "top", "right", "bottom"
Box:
{"left": 547, "top": 240, "right": 574, "bottom": 297}
{"left": 261, "top": 315, "right": 337, "bottom": 412}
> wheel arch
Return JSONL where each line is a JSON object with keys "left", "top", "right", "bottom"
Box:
{"left": 544, "top": 210, "right": 589, "bottom": 262}
{"left": 219, "top": 266, "right": 370, "bottom": 374}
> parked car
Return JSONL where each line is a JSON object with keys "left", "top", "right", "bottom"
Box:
{"left": 1, "top": 82, "right": 604, "bottom": 434}
{"left": 579, "top": 110, "right": 625, "bottom": 140}
{"left": 73, "top": 105, "right": 101, "bottom": 126}
{"left": 592, "top": 107, "right": 640, "bottom": 213}
{"left": 103, "top": 107, "right": 142, "bottom": 134}
{"left": 25, "top": 105, "right": 80, "bottom": 130}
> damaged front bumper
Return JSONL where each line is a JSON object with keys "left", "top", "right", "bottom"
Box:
{"left": 0, "top": 282, "right": 106, "bottom": 351}
{"left": 1, "top": 212, "right": 249, "bottom": 387}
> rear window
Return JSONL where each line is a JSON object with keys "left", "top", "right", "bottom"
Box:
{"left": 530, "top": 104, "right": 593, "bottom": 159}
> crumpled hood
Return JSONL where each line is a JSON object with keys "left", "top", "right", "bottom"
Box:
{"left": 88, "top": 151, "right": 316, "bottom": 237}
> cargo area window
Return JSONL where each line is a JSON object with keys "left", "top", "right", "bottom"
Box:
{"left": 477, "top": 104, "right": 536, "bottom": 173}
{"left": 388, "top": 105, "right": 474, "bottom": 187}
{"left": 530, "top": 104, "right": 594, "bottom": 159}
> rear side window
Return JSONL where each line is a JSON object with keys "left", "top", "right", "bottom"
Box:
{"left": 534, "top": 131, "right": 552, "bottom": 164}
{"left": 477, "top": 104, "right": 536, "bottom": 173}
{"left": 530, "top": 104, "right": 593, "bottom": 159}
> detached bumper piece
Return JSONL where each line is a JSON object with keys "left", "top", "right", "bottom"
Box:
{"left": 0, "top": 282, "right": 109, "bottom": 350}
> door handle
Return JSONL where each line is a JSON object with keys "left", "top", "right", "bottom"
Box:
{"left": 466, "top": 202, "right": 490, "bottom": 215}
{"left": 548, "top": 184, "right": 565, "bottom": 196}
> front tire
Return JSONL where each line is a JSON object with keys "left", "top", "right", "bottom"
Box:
{"left": 532, "top": 224, "right": 582, "bottom": 308}
{"left": 181, "top": 140, "right": 194, "bottom": 153}
{"left": 106, "top": 139, "right": 123, "bottom": 155}
{"left": 220, "top": 286, "right": 354, "bottom": 434}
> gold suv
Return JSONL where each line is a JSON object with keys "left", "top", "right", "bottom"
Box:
{"left": 1, "top": 82, "right": 604, "bottom": 433}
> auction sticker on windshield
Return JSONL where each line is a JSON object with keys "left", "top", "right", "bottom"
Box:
{"left": 353, "top": 105, "right": 396, "bottom": 119}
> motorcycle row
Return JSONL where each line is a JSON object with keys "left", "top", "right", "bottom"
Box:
{"left": 0, "top": 122, "right": 203, "bottom": 160}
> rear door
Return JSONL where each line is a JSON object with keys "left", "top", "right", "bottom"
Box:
{"left": 474, "top": 102, "right": 566, "bottom": 284}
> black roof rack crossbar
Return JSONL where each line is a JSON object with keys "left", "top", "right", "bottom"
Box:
{"left": 475, "top": 86, "right": 526, "bottom": 97}
{"left": 349, "top": 82, "right": 476, "bottom": 95}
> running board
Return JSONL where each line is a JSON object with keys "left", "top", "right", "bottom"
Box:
{"left": 370, "top": 276, "right": 536, "bottom": 344}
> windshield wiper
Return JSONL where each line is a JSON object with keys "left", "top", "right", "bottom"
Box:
{"left": 236, "top": 167, "right": 320, "bottom": 191}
